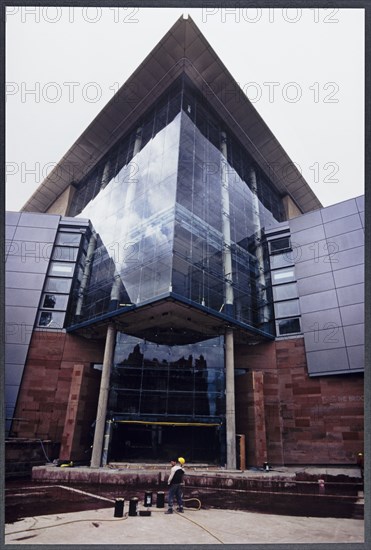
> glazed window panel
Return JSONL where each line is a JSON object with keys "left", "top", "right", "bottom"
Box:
{"left": 41, "top": 293, "right": 69, "bottom": 310}
{"left": 55, "top": 232, "right": 82, "bottom": 246}
{"left": 277, "top": 317, "right": 301, "bottom": 335}
{"left": 272, "top": 283, "right": 298, "bottom": 301}
{"left": 51, "top": 246, "right": 78, "bottom": 262}
{"left": 271, "top": 268, "right": 296, "bottom": 284}
{"left": 45, "top": 277, "right": 72, "bottom": 293}
{"left": 275, "top": 299, "right": 300, "bottom": 318}
{"left": 49, "top": 262, "right": 75, "bottom": 277}
{"left": 37, "top": 310, "right": 65, "bottom": 328}
{"left": 140, "top": 391, "right": 167, "bottom": 415}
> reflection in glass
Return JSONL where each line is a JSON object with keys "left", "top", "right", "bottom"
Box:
{"left": 67, "top": 75, "right": 285, "bottom": 336}
{"left": 109, "top": 334, "right": 225, "bottom": 421}
{"left": 277, "top": 317, "right": 301, "bottom": 335}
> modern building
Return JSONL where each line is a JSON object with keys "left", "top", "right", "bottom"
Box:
{"left": 5, "top": 16, "right": 364, "bottom": 469}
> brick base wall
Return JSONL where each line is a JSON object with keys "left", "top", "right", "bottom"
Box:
{"left": 236, "top": 338, "right": 364, "bottom": 466}
{"left": 11, "top": 332, "right": 104, "bottom": 456}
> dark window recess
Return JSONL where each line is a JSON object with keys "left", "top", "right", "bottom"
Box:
{"left": 269, "top": 236, "right": 291, "bottom": 254}
{"left": 39, "top": 311, "right": 53, "bottom": 326}
{"left": 43, "top": 294, "right": 56, "bottom": 308}
{"left": 277, "top": 317, "right": 301, "bottom": 335}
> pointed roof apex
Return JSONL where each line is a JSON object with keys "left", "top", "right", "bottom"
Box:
{"left": 23, "top": 16, "right": 321, "bottom": 214}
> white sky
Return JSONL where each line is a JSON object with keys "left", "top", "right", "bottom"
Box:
{"left": 5, "top": 6, "right": 364, "bottom": 211}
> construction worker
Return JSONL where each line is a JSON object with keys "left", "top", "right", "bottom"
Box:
{"left": 165, "top": 457, "right": 185, "bottom": 514}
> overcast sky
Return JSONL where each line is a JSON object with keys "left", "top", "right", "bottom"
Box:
{"left": 6, "top": 6, "right": 364, "bottom": 211}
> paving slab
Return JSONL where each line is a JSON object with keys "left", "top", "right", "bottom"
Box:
{"left": 5, "top": 506, "right": 364, "bottom": 545}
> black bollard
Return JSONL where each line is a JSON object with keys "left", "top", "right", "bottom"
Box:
{"left": 144, "top": 491, "right": 153, "bottom": 507}
{"left": 156, "top": 491, "right": 165, "bottom": 508}
{"left": 129, "top": 497, "right": 139, "bottom": 516}
{"left": 114, "top": 498, "right": 124, "bottom": 517}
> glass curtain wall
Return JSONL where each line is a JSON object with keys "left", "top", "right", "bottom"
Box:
{"left": 108, "top": 333, "right": 225, "bottom": 462}
{"left": 67, "top": 76, "right": 285, "bottom": 335}
{"left": 173, "top": 77, "right": 285, "bottom": 334}
{"left": 68, "top": 82, "right": 182, "bottom": 322}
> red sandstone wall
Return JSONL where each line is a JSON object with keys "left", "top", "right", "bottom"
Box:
{"left": 11, "top": 332, "right": 104, "bottom": 451}
{"left": 236, "top": 338, "right": 364, "bottom": 466}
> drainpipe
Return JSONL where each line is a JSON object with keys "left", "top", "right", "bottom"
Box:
{"left": 91, "top": 323, "right": 116, "bottom": 468}
{"left": 102, "top": 420, "right": 113, "bottom": 466}
{"left": 75, "top": 231, "right": 97, "bottom": 317}
{"left": 101, "top": 158, "right": 112, "bottom": 190}
{"left": 249, "top": 168, "right": 268, "bottom": 325}
{"left": 124, "top": 126, "right": 142, "bottom": 209}
{"left": 220, "top": 132, "right": 234, "bottom": 317}
{"left": 220, "top": 131, "right": 236, "bottom": 469}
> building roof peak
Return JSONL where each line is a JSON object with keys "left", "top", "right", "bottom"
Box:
{"left": 22, "top": 16, "right": 321, "bottom": 214}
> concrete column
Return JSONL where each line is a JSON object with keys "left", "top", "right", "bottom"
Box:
{"left": 225, "top": 327, "right": 236, "bottom": 469}
{"left": 220, "top": 131, "right": 237, "bottom": 469}
{"left": 90, "top": 323, "right": 117, "bottom": 468}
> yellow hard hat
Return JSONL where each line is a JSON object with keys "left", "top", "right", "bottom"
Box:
{"left": 178, "top": 457, "right": 185, "bottom": 465}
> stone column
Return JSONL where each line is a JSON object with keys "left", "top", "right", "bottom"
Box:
{"left": 90, "top": 323, "right": 116, "bottom": 468}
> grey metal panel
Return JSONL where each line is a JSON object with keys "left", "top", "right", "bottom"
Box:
{"left": 5, "top": 364, "right": 25, "bottom": 386}
{"left": 6, "top": 255, "right": 50, "bottom": 274}
{"left": 343, "top": 324, "right": 364, "bottom": 347}
{"left": 347, "top": 345, "right": 364, "bottom": 370}
{"left": 292, "top": 239, "right": 328, "bottom": 264}
{"left": 5, "top": 323, "right": 33, "bottom": 345}
{"left": 287, "top": 225, "right": 326, "bottom": 247}
{"left": 304, "top": 325, "right": 345, "bottom": 352}
{"left": 6, "top": 225, "right": 16, "bottom": 241}
{"left": 299, "top": 289, "right": 338, "bottom": 314}
{"left": 356, "top": 195, "right": 364, "bottom": 212}
{"left": 5, "top": 305, "right": 38, "bottom": 325}
{"left": 324, "top": 214, "right": 362, "bottom": 239}
{"left": 359, "top": 211, "right": 364, "bottom": 228}
{"left": 336, "top": 283, "right": 364, "bottom": 306}
{"left": 306, "top": 347, "right": 349, "bottom": 375}
{"left": 5, "top": 384, "right": 20, "bottom": 404}
{"left": 6, "top": 211, "right": 21, "bottom": 225}
{"left": 7, "top": 240, "right": 57, "bottom": 261}
{"left": 294, "top": 256, "right": 332, "bottom": 279}
{"left": 289, "top": 209, "right": 323, "bottom": 233}
{"left": 5, "top": 272, "right": 46, "bottom": 290}
{"left": 330, "top": 246, "right": 364, "bottom": 271}
{"left": 5, "top": 343, "right": 29, "bottom": 364}
{"left": 6, "top": 288, "right": 41, "bottom": 308}
{"left": 320, "top": 198, "right": 358, "bottom": 223}
{"left": 296, "top": 272, "right": 335, "bottom": 296}
{"left": 340, "top": 303, "right": 364, "bottom": 326}
{"left": 19, "top": 212, "right": 60, "bottom": 228}
{"left": 301, "top": 307, "right": 342, "bottom": 333}
{"left": 333, "top": 264, "right": 364, "bottom": 288}
{"left": 13, "top": 226, "right": 58, "bottom": 243}
{"left": 329, "top": 229, "right": 364, "bottom": 254}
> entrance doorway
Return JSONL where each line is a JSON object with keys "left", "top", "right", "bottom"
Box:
{"left": 109, "top": 422, "right": 222, "bottom": 464}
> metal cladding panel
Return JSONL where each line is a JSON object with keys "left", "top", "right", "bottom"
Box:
{"left": 289, "top": 196, "right": 365, "bottom": 377}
